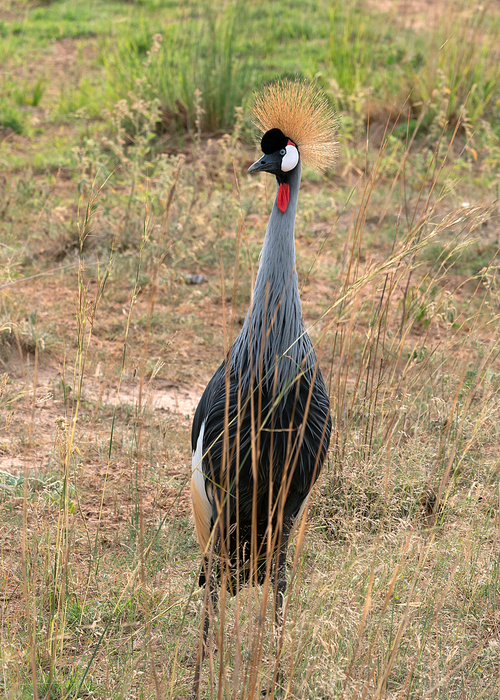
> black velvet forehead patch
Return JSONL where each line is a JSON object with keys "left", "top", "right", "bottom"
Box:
{"left": 261, "top": 128, "right": 288, "bottom": 154}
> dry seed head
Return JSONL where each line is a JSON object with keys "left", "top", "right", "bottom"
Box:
{"left": 252, "top": 80, "right": 338, "bottom": 172}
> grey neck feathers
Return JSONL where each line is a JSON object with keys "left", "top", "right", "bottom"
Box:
{"left": 252, "top": 162, "right": 301, "bottom": 311}
{"left": 235, "top": 161, "right": 313, "bottom": 392}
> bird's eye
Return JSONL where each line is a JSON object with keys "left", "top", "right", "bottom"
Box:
{"left": 279, "top": 149, "right": 286, "bottom": 156}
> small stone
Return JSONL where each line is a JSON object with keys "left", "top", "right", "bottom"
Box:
{"left": 186, "top": 274, "right": 207, "bottom": 285}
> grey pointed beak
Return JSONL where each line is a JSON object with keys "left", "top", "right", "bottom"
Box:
{"left": 247, "top": 152, "right": 282, "bottom": 175}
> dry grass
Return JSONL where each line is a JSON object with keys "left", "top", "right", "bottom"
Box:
{"left": 1, "top": 110, "right": 499, "bottom": 698}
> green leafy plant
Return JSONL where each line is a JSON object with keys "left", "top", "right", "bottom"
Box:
{"left": 0, "top": 104, "right": 24, "bottom": 134}
{"left": 101, "top": 2, "right": 256, "bottom": 133}
{"left": 411, "top": 1, "right": 500, "bottom": 126}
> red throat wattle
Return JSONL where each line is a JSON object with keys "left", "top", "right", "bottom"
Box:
{"left": 277, "top": 183, "right": 290, "bottom": 213}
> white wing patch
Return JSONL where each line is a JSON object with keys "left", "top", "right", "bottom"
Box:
{"left": 191, "top": 419, "right": 205, "bottom": 477}
{"left": 295, "top": 494, "right": 309, "bottom": 523}
{"left": 190, "top": 420, "right": 212, "bottom": 552}
{"left": 281, "top": 144, "right": 299, "bottom": 172}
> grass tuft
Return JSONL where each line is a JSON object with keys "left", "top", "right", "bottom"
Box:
{"left": 101, "top": 2, "right": 256, "bottom": 134}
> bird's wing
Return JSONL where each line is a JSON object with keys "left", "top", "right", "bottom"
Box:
{"left": 191, "top": 363, "right": 224, "bottom": 452}
{"left": 191, "top": 354, "right": 332, "bottom": 538}
{"left": 191, "top": 363, "right": 227, "bottom": 551}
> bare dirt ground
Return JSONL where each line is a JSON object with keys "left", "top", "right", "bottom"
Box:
{"left": 366, "top": 0, "right": 500, "bottom": 30}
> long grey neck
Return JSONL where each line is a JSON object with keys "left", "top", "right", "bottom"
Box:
{"left": 236, "top": 162, "right": 307, "bottom": 385}
{"left": 252, "top": 161, "right": 302, "bottom": 318}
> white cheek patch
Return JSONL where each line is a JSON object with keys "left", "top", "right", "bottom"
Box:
{"left": 281, "top": 144, "right": 299, "bottom": 172}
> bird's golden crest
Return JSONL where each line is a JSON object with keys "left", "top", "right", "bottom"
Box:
{"left": 252, "top": 80, "right": 338, "bottom": 172}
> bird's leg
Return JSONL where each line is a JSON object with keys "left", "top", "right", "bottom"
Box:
{"left": 265, "top": 517, "right": 292, "bottom": 697}
{"left": 191, "top": 554, "right": 218, "bottom": 700}
{"left": 274, "top": 517, "right": 291, "bottom": 633}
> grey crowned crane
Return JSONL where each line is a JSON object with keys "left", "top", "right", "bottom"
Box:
{"left": 190, "top": 81, "right": 338, "bottom": 697}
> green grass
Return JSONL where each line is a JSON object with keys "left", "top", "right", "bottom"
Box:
{"left": 0, "top": 104, "right": 25, "bottom": 134}
{"left": 4, "top": 0, "right": 131, "bottom": 45}
{"left": 3, "top": 0, "right": 500, "bottom": 138}
{"left": 100, "top": 3, "right": 257, "bottom": 133}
